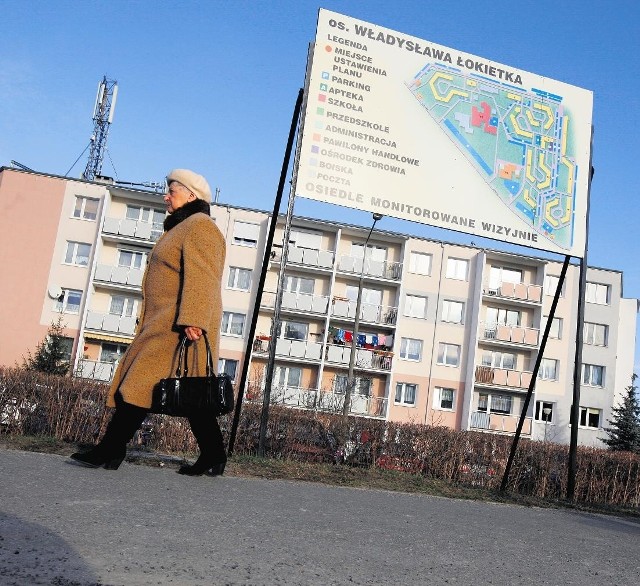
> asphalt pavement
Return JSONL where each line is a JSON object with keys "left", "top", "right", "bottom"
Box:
{"left": 1, "top": 447, "right": 639, "bottom": 586}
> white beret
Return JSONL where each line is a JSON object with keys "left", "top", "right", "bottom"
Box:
{"left": 166, "top": 169, "right": 212, "bottom": 203}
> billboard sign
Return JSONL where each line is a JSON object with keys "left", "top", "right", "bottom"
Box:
{"left": 294, "top": 9, "right": 593, "bottom": 256}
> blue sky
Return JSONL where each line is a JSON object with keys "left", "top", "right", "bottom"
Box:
{"left": 2, "top": 0, "right": 639, "bottom": 372}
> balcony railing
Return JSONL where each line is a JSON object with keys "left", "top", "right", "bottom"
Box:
{"left": 484, "top": 281, "right": 542, "bottom": 303}
{"left": 252, "top": 337, "right": 324, "bottom": 361}
{"left": 246, "top": 385, "right": 388, "bottom": 419}
{"left": 480, "top": 322, "right": 539, "bottom": 346}
{"left": 103, "top": 217, "right": 162, "bottom": 242}
{"left": 475, "top": 365, "right": 533, "bottom": 390}
{"left": 338, "top": 255, "right": 403, "bottom": 281}
{"left": 325, "top": 344, "right": 393, "bottom": 371}
{"left": 331, "top": 297, "right": 398, "bottom": 326}
{"left": 76, "top": 359, "right": 117, "bottom": 382}
{"left": 270, "top": 245, "right": 335, "bottom": 269}
{"left": 94, "top": 264, "right": 144, "bottom": 287}
{"left": 260, "top": 290, "right": 331, "bottom": 315}
{"left": 470, "top": 411, "right": 532, "bottom": 435}
{"left": 85, "top": 311, "right": 137, "bottom": 336}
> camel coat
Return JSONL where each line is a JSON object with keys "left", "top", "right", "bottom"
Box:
{"left": 107, "top": 212, "right": 226, "bottom": 409}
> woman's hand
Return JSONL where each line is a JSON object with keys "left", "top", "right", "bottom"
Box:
{"left": 184, "top": 326, "right": 203, "bottom": 341}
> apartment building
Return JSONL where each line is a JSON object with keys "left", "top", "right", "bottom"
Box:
{"left": 1, "top": 167, "right": 636, "bottom": 448}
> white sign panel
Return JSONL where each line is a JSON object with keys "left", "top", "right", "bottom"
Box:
{"left": 295, "top": 9, "right": 593, "bottom": 256}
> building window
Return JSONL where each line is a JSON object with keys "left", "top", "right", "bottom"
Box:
{"left": 404, "top": 294, "right": 428, "bottom": 319}
{"left": 282, "top": 320, "right": 308, "bottom": 341}
{"left": 351, "top": 242, "right": 387, "bottom": 262}
{"left": 538, "top": 358, "right": 558, "bottom": 381}
{"left": 437, "top": 343, "right": 460, "bottom": 367}
{"left": 228, "top": 267, "right": 252, "bottom": 291}
{"left": 434, "top": 387, "right": 455, "bottom": 410}
{"left": 481, "top": 351, "right": 515, "bottom": 370}
{"left": 441, "top": 300, "right": 464, "bottom": 324}
{"left": 334, "top": 375, "right": 371, "bottom": 396}
{"left": 221, "top": 312, "right": 245, "bottom": 336}
{"left": 579, "top": 407, "right": 601, "bottom": 429}
{"left": 544, "top": 274, "right": 564, "bottom": 297}
{"left": 582, "top": 364, "right": 604, "bottom": 387}
{"left": 55, "top": 289, "right": 82, "bottom": 314}
{"left": 586, "top": 282, "right": 609, "bottom": 305}
{"left": 395, "top": 382, "right": 417, "bottom": 406}
{"left": 544, "top": 316, "right": 562, "bottom": 339}
{"left": 275, "top": 366, "right": 302, "bottom": 388}
{"left": 126, "top": 205, "right": 165, "bottom": 240}
{"left": 399, "top": 338, "right": 423, "bottom": 361}
{"left": 64, "top": 241, "right": 91, "bottom": 267}
{"left": 289, "top": 228, "right": 322, "bottom": 250}
{"left": 584, "top": 322, "right": 608, "bottom": 346}
{"left": 478, "top": 393, "right": 512, "bottom": 414}
{"left": 58, "top": 336, "right": 74, "bottom": 362}
{"left": 109, "top": 295, "right": 137, "bottom": 317}
{"left": 232, "top": 221, "right": 260, "bottom": 247}
{"left": 408, "top": 251, "right": 432, "bottom": 275}
{"left": 118, "top": 249, "right": 146, "bottom": 269}
{"left": 446, "top": 257, "right": 468, "bottom": 280}
{"left": 100, "top": 342, "right": 128, "bottom": 363}
{"left": 535, "top": 401, "right": 554, "bottom": 423}
{"left": 486, "top": 306, "right": 520, "bottom": 327}
{"left": 489, "top": 266, "right": 522, "bottom": 289}
{"left": 218, "top": 358, "right": 238, "bottom": 382}
{"left": 73, "top": 196, "right": 99, "bottom": 220}
{"left": 286, "top": 275, "right": 315, "bottom": 295}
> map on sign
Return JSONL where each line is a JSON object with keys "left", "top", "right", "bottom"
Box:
{"left": 406, "top": 63, "right": 578, "bottom": 250}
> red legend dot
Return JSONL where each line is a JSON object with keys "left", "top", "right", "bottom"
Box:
{"left": 325, "top": 45, "right": 333, "bottom": 52}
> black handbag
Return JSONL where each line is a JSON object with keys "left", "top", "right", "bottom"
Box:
{"left": 150, "top": 333, "right": 235, "bottom": 417}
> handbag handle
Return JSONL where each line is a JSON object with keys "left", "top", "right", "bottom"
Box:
{"left": 175, "top": 332, "right": 214, "bottom": 378}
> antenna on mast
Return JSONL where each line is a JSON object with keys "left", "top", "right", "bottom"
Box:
{"left": 82, "top": 76, "right": 118, "bottom": 181}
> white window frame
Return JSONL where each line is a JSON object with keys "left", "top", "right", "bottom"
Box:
{"left": 289, "top": 228, "right": 322, "bottom": 250}
{"left": 404, "top": 294, "right": 428, "bottom": 319}
{"left": 285, "top": 275, "right": 315, "bottom": 295}
{"left": 394, "top": 382, "right": 417, "bottom": 406}
{"left": 489, "top": 266, "right": 522, "bottom": 289}
{"left": 118, "top": 248, "right": 146, "bottom": 270}
{"left": 408, "top": 251, "right": 432, "bottom": 275}
{"left": 232, "top": 221, "right": 260, "bottom": 247}
{"left": 399, "top": 338, "right": 423, "bottom": 361}
{"left": 446, "top": 257, "right": 468, "bottom": 281}
{"left": 585, "top": 282, "right": 610, "bottom": 305}
{"left": 579, "top": 407, "right": 601, "bottom": 429}
{"left": 72, "top": 196, "right": 99, "bottom": 221}
{"left": 109, "top": 295, "right": 138, "bottom": 318}
{"left": 64, "top": 241, "right": 91, "bottom": 267}
{"left": 544, "top": 316, "right": 562, "bottom": 339}
{"left": 218, "top": 358, "right": 238, "bottom": 382}
{"left": 582, "top": 364, "right": 605, "bottom": 387}
{"left": 221, "top": 311, "right": 245, "bottom": 336}
{"left": 228, "top": 267, "right": 252, "bottom": 291}
{"left": 538, "top": 358, "right": 558, "bottom": 381}
{"left": 275, "top": 365, "right": 302, "bottom": 389}
{"left": 437, "top": 343, "right": 460, "bottom": 367}
{"left": 281, "top": 320, "right": 308, "bottom": 341}
{"left": 481, "top": 351, "right": 515, "bottom": 370}
{"left": 100, "top": 342, "right": 129, "bottom": 363}
{"left": 583, "top": 322, "right": 608, "bottom": 346}
{"left": 334, "top": 375, "right": 371, "bottom": 396}
{"left": 55, "top": 288, "right": 82, "bottom": 314}
{"left": 534, "top": 401, "right": 555, "bottom": 423}
{"left": 544, "top": 274, "right": 564, "bottom": 297}
{"left": 441, "top": 300, "right": 464, "bottom": 324}
{"left": 433, "top": 387, "right": 455, "bottom": 411}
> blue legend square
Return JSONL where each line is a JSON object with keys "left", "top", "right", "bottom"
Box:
{"left": 321, "top": 71, "right": 329, "bottom": 79}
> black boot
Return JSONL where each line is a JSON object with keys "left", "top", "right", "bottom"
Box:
{"left": 178, "top": 412, "right": 226, "bottom": 476}
{"left": 71, "top": 394, "right": 147, "bottom": 470}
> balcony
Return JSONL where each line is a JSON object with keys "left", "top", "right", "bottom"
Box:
{"left": 85, "top": 311, "right": 136, "bottom": 336}
{"left": 483, "top": 281, "right": 542, "bottom": 304}
{"left": 337, "top": 255, "right": 403, "bottom": 281}
{"left": 270, "top": 245, "right": 335, "bottom": 271}
{"left": 325, "top": 344, "right": 393, "bottom": 372}
{"left": 76, "top": 359, "right": 117, "bottom": 382}
{"left": 479, "top": 322, "right": 539, "bottom": 347}
{"left": 469, "top": 411, "right": 532, "bottom": 435}
{"left": 474, "top": 365, "right": 533, "bottom": 391}
{"left": 247, "top": 385, "right": 388, "bottom": 419}
{"left": 102, "top": 217, "right": 162, "bottom": 243}
{"left": 331, "top": 297, "right": 398, "bottom": 326}
{"left": 94, "top": 264, "right": 144, "bottom": 288}
{"left": 252, "top": 337, "right": 324, "bottom": 362}
{"left": 260, "top": 290, "right": 331, "bottom": 316}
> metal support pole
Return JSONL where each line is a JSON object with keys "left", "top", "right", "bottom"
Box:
{"left": 500, "top": 255, "right": 570, "bottom": 492}
{"left": 227, "top": 88, "right": 304, "bottom": 456}
{"left": 343, "top": 213, "right": 383, "bottom": 416}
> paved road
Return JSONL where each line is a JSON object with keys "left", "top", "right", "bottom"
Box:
{"left": 1, "top": 448, "right": 639, "bottom": 586}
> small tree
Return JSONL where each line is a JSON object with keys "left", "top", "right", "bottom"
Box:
{"left": 23, "top": 316, "right": 71, "bottom": 376}
{"left": 602, "top": 374, "right": 640, "bottom": 453}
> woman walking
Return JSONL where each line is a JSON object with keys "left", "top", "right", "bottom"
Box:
{"left": 71, "top": 169, "right": 227, "bottom": 476}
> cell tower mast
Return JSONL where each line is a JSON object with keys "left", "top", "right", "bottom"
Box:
{"left": 82, "top": 76, "right": 118, "bottom": 181}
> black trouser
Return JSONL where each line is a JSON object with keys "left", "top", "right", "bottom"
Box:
{"left": 100, "top": 392, "right": 226, "bottom": 463}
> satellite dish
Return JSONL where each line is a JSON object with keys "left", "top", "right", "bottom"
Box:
{"left": 48, "top": 285, "right": 63, "bottom": 299}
